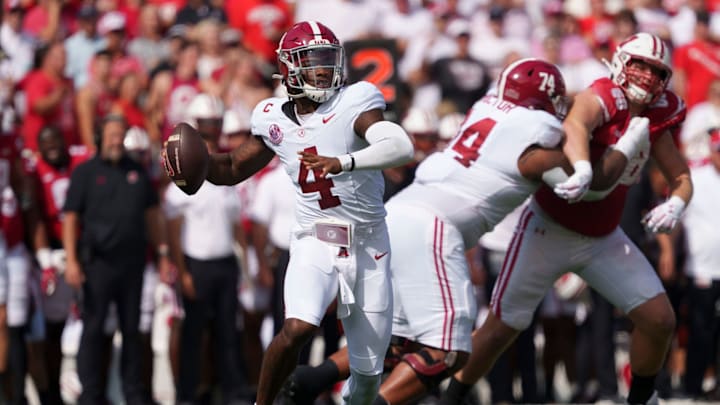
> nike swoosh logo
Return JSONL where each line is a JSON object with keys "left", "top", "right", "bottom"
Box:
{"left": 374, "top": 251, "right": 389, "bottom": 260}
{"left": 322, "top": 113, "right": 336, "bottom": 124}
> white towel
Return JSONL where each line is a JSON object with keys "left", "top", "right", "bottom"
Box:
{"left": 334, "top": 246, "right": 357, "bottom": 319}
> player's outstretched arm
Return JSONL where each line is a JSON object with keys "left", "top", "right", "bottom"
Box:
{"left": 554, "top": 89, "right": 605, "bottom": 201}
{"left": 207, "top": 135, "right": 275, "bottom": 185}
{"left": 298, "top": 109, "right": 414, "bottom": 176}
{"left": 520, "top": 117, "right": 649, "bottom": 197}
{"left": 581, "top": 116, "right": 651, "bottom": 199}
{"left": 535, "top": 148, "right": 631, "bottom": 194}
{"left": 345, "top": 108, "right": 414, "bottom": 170}
{"left": 642, "top": 131, "right": 693, "bottom": 233}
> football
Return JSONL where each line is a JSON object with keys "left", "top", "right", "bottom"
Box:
{"left": 162, "top": 122, "right": 209, "bottom": 195}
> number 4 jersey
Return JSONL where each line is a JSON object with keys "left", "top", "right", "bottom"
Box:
{"left": 251, "top": 81, "right": 388, "bottom": 229}
{"left": 392, "top": 94, "right": 564, "bottom": 248}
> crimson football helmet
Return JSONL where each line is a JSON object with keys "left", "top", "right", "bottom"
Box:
{"left": 276, "top": 21, "right": 345, "bottom": 103}
{"left": 496, "top": 58, "right": 568, "bottom": 119}
{"left": 607, "top": 33, "right": 672, "bottom": 105}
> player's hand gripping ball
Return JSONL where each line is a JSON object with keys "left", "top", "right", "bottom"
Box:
{"left": 161, "top": 122, "right": 209, "bottom": 195}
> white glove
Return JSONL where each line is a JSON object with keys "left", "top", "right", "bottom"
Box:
{"left": 554, "top": 160, "right": 592, "bottom": 202}
{"left": 613, "top": 117, "right": 651, "bottom": 185}
{"left": 642, "top": 196, "right": 686, "bottom": 234}
{"left": 611, "top": 117, "right": 650, "bottom": 159}
{"left": 618, "top": 142, "right": 650, "bottom": 185}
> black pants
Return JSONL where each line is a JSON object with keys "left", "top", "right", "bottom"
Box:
{"left": 575, "top": 289, "right": 618, "bottom": 399}
{"left": 177, "top": 255, "right": 243, "bottom": 404}
{"left": 271, "top": 248, "right": 290, "bottom": 335}
{"left": 77, "top": 258, "right": 145, "bottom": 404}
{"left": 483, "top": 249, "right": 539, "bottom": 403}
{"left": 684, "top": 279, "right": 720, "bottom": 396}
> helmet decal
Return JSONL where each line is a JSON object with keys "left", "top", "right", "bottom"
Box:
{"left": 497, "top": 58, "right": 568, "bottom": 119}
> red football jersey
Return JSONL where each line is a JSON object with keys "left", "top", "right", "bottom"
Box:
{"left": 673, "top": 40, "right": 720, "bottom": 109}
{"left": 33, "top": 145, "right": 91, "bottom": 242}
{"left": 162, "top": 76, "right": 200, "bottom": 142}
{"left": 535, "top": 78, "right": 686, "bottom": 237}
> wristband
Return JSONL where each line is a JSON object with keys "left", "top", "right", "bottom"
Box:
{"left": 338, "top": 154, "right": 355, "bottom": 172}
{"left": 573, "top": 160, "right": 592, "bottom": 176}
{"left": 667, "top": 195, "right": 686, "bottom": 212}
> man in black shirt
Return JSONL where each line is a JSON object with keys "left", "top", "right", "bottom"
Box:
{"left": 62, "top": 115, "right": 171, "bottom": 405}
{"left": 430, "top": 19, "right": 491, "bottom": 113}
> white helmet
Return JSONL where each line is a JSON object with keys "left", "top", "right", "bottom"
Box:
{"left": 553, "top": 272, "right": 587, "bottom": 301}
{"left": 607, "top": 33, "right": 672, "bottom": 105}
{"left": 186, "top": 93, "right": 224, "bottom": 128}
{"left": 222, "top": 109, "right": 251, "bottom": 135}
{"left": 401, "top": 107, "right": 439, "bottom": 135}
{"left": 124, "top": 126, "right": 150, "bottom": 152}
{"left": 438, "top": 113, "right": 466, "bottom": 141}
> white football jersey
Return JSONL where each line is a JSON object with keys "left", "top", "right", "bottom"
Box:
{"left": 392, "top": 95, "right": 564, "bottom": 247}
{"left": 251, "top": 81, "right": 387, "bottom": 229}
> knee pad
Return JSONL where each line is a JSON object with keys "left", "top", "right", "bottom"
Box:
{"left": 402, "top": 348, "right": 458, "bottom": 389}
{"left": 341, "top": 370, "right": 381, "bottom": 405}
{"left": 384, "top": 335, "right": 419, "bottom": 371}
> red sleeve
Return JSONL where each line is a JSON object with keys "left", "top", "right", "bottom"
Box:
{"left": 590, "top": 78, "right": 625, "bottom": 124}
{"left": 672, "top": 45, "right": 689, "bottom": 73}
{"left": 225, "top": 0, "right": 248, "bottom": 30}
{"left": 25, "top": 73, "right": 50, "bottom": 113}
{"left": 577, "top": 17, "right": 595, "bottom": 36}
{"left": 645, "top": 91, "right": 686, "bottom": 143}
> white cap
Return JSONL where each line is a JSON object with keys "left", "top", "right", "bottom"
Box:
{"left": 222, "top": 109, "right": 251, "bottom": 135}
{"left": 186, "top": 93, "right": 224, "bottom": 127}
{"left": 97, "top": 11, "right": 126, "bottom": 35}
{"left": 446, "top": 18, "right": 471, "bottom": 38}
{"left": 401, "top": 107, "right": 439, "bottom": 134}
{"left": 438, "top": 113, "right": 465, "bottom": 141}
{"left": 124, "top": 126, "right": 150, "bottom": 152}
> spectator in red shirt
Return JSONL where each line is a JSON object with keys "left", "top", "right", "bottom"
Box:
{"left": 21, "top": 41, "right": 78, "bottom": 153}
{"left": 578, "top": 0, "right": 614, "bottom": 48}
{"left": 672, "top": 10, "right": 720, "bottom": 109}
{"left": 110, "top": 72, "right": 148, "bottom": 130}
{"left": 75, "top": 50, "right": 114, "bottom": 151}
{"left": 98, "top": 11, "right": 146, "bottom": 91}
{"left": 225, "top": 0, "right": 292, "bottom": 64}
{"left": 21, "top": 0, "right": 65, "bottom": 42}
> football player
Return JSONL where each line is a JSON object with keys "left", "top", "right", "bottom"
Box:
{"left": 163, "top": 21, "right": 415, "bottom": 405}
{"left": 443, "top": 32, "right": 690, "bottom": 405}
{"left": 277, "top": 58, "right": 651, "bottom": 405}
{"left": 29, "top": 125, "right": 91, "bottom": 403}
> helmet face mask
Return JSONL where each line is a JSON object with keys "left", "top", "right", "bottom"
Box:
{"left": 277, "top": 21, "right": 345, "bottom": 103}
{"left": 497, "top": 58, "right": 568, "bottom": 119}
{"left": 608, "top": 33, "right": 672, "bottom": 105}
{"left": 551, "top": 94, "right": 570, "bottom": 120}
